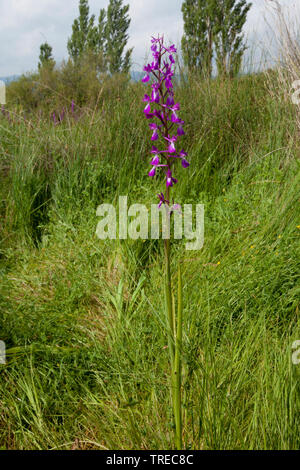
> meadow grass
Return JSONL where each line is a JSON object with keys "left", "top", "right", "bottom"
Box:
{"left": 0, "top": 71, "right": 299, "bottom": 450}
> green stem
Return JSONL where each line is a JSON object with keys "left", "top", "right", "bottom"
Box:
{"left": 164, "top": 236, "right": 174, "bottom": 367}
{"left": 174, "top": 264, "right": 183, "bottom": 449}
{"left": 163, "top": 189, "right": 183, "bottom": 450}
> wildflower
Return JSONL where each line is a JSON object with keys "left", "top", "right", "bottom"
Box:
{"left": 177, "top": 125, "right": 185, "bottom": 136}
{"left": 149, "top": 123, "right": 159, "bottom": 141}
{"left": 141, "top": 35, "right": 189, "bottom": 200}
{"left": 149, "top": 154, "right": 167, "bottom": 177}
{"left": 142, "top": 36, "right": 187, "bottom": 450}
{"left": 142, "top": 74, "right": 150, "bottom": 83}
{"left": 157, "top": 192, "right": 169, "bottom": 208}
{"left": 144, "top": 103, "right": 151, "bottom": 115}
{"left": 166, "top": 169, "right": 178, "bottom": 188}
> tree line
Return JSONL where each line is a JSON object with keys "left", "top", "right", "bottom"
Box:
{"left": 38, "top": 0, "right": 252, "bottom": 78}
{"left": 39, "top": 0, "right": 132, "bottom": 75}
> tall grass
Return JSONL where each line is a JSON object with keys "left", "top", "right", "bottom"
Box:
{"left": 0, "top": 67, "right": 299, "bottom": 449}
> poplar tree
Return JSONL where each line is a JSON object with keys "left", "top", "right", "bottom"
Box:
{"left": 104, "top": 0, "right": 133, "bottom": 74}
{"left": 86, "top": 8, "right": 106, "bottom": 54}
{"left": 181, "top": 0, "right": 217, "bottom": 77}
{"left": 182, "top": 0, "right": 251, "bottom": 78}
{"left": 214, "top": 0, "right": 252, "bottom": 77}
{"left": 38, "top": 42, "right": 55, "bottom": 70}
{"left": 67, "top": 0, "right": 93, "bottom": 60}
{"left": 85, "top": 8, "right": 107, "bottom": 72}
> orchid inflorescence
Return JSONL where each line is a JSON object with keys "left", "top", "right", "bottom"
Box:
{"left": 52, "top": 100, "right": 76, "bottom": 125}
{"left": 142, "top": 35, "right": 189, "bottom": 207}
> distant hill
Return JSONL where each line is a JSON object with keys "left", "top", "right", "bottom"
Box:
{"left": 0, "top": 75, "right": 20, "bottom": 84}
{"left": 0, "top": 72, "right": 145, "bottom": 85}
{"left": 130, "top": 71, "right": 144, "bottom": 82}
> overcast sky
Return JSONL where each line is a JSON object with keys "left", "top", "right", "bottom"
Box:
{"left": 0, "top": 0, "right": 299, "bottom": 76}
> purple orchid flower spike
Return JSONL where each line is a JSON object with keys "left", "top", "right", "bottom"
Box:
{"left": 141, "top": 34, "right": 190, "bottom": 206}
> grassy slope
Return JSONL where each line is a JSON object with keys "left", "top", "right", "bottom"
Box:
{"left": 0, "top": 73, "right": 299, "bottom": 450}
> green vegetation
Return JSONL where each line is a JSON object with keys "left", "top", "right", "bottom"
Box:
{"left": 181, "top": 0, "right": 252, "bottom": 77}
{"left": 38, "top": 43, "right": 55, "bottom": 71}
{"left": 0, "top": 67, "right": 299, "bottom": 449}
{"left": 214, "top": 0, "right": 252, "bottom": 77}
{"left": 67, "top": 0, "right": 132, "bottom": 74}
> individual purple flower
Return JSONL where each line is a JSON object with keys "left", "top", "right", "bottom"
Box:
{"left": 165, "top": 76, "right": 173, "bottom": 90}
{"left": 177, "top": 125, "right": 185, "bottom": 136}
{"left": 142, "top": 74, "right": 150, "bottom": 83}
{"left": 144, "top": 103, "right": 154, "bottom": 119}
{"left": 170, "top": 103, "right": 181, "bottom": 123}
{"left": 166, "top": 169, "right": 178, "bottom": 188}
{"left": 151, "top": 84, "right": 160, "bottom": 104}
{"left": 149, "top": 154, "right": 167, "bottom": 177}
{"left": 157, "top": 192, "right": 169, "bottom": 208}
{"left": 179, "top": 150, "right": 190, "bottom": 168}
{"left": 164, "top": 135, "right": 177, "bottom": 154}
{"left": 166, "top": 95, "right": 175, "bottom": 107}
{"left": 149, "top": 123, "right": 159, "bottom": 141}
{"left": 164, "top": 44, "right": 177, "bottom": 53}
